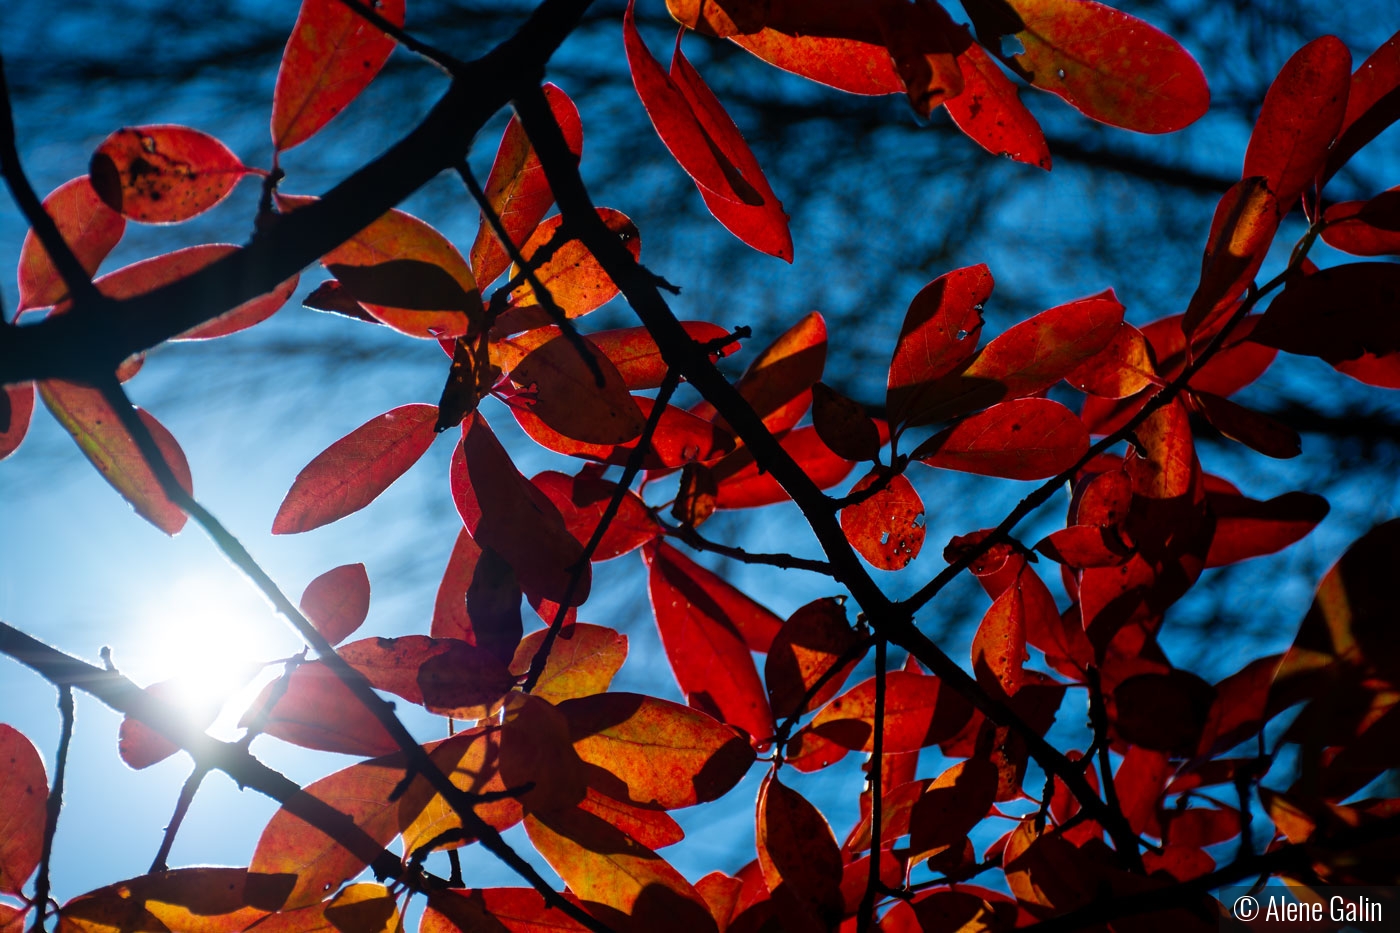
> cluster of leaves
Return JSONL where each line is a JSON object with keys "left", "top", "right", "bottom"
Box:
{"left": 2, "top": 0, "right": 1400, "bottom": 932}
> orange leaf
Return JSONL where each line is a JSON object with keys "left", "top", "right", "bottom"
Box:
{"left": 397, "top": 727, "right": 525, "bottom": 855}
{"left": 840, "top": 470, "right": 926, "bottom": 571}
{"left": 238, "top": 662, "right": 397, "bottom": 757}
{"left": 496, "top": 209, "right": 641, "bottom": 333}
{"left": 524, "top": 808, "right": 716, "bottom": 932}
{"left": 643, "top": 542, "right": 777, "bottom": 742}
{"left": 711, "top": 425, "right": 859, "bottom": 509}
{"left": 251, "top": 754, "right": 406, "bottom": 908}
{"left": 511, "top": 335, "right": 648, "bottom": 445}
{"left": 907, "top": 758, "right": 999, "bottom": 863}
{"left": 499, "top": 693, "right": 589, "bottom": 814}
{"left": 470, "top": 83, "right": 584, "bottom": 288}
{"left": 300, "top": 563, "right": 370, "bottom": 646}
{"left": 511, "top": 395, "right": 735, "bottom": 470}
{"left": 60, "top": 869, "right": 297, "bottom": 933}
{"left": 17, "top": 177, "right": 124, "bottom": 311}
{"left": 39, "top": 384, "right": 193, "bottom": 535}
{"left": 810, "top": 670, "right": 975, "bottom": 754}
{"left": 716, "top": 311, "right": 827, "bottom": 435}
{"left": 886, "top": 265, "right": 992, "bottom": 430}
{"left": 1062, "top": 322, "right": 1154, "bottom": 399}
{"left": 765, "top": 597, "right": 865, "bottom": 721}
{"left": 1241, "top": 36, "right": 1351, "bottom": 211}
{"left": 531, "top": 471, "right": 661, "bottom": 560}
{"left": 946, "top": 41, "right": 1051, "bottom": 170}
{"left": 578, "top": 787, "right": 685, "bottom": 850}
{"left": 730, "top": 31, "right": 903, "bottom": 96}
{"left": 971, "top": 582, "right": 1030, "bottom": 697}
{"left": 0, "top": 383, "right": 35, "bottom": 462}
{"left": 1181, "top": 177, "right": 1280, "bottom": 338}
{"left": 511, "top": 625, "right": 628, "bottom": 706}
{"left": 963, "top": 0, "right": 1209, "bottom": 134}
{"left": 90, "top": 125, "right": 251, "bottom": 223}
{"left": 272, "top": 403, "right": 439, "bottom": 534}
{"left": 0, "top": 725, "right": 45, "bottom": 896}
{"left": 584, "top": 321, "right": 735, "bottom": 390}
{"left": 912, "top": 398, "right": 1088, "bottom": 480}
{"left": 755, "top": 772, "right": 844, "bottom": 930}
{"left": 670, "top": 39, "right": 793, "bottom": 259}
{"left": 560, "top": 691, "right": 755, "bottom": 810}
{"left": 271, "top": 0, "right": 404, "bottom": 152}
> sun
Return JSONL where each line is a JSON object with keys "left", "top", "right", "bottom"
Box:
{"left": 130, "top": 570, "right": 303, "bottom": 738}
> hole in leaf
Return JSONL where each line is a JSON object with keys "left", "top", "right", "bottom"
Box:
{"left": 1056, "top": 68, "right": 1067, "bottom": 79}
{"left": 1000, "top": 35, "right": 1026, "bottom": 57}
{"left": 880, "top": 532, "right": 891, "bottom": 545}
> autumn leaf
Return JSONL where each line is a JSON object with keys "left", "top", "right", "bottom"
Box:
{"left": 496, "top": 210, "right": 641, "bottom": 333}
{"left": 963, "top": 0, "right": 1210, "bottom": 134}
{"left": 912, "top": 398, "right": 1088, "bottom": 480}
{"left": 0, "top": 383, "right": 36, "bottom": 462}
{"left": 39, "top": 383, "right": 193, "bottom": 535}
{"left": 271, "top": 0, "right": 405, "bottom": 152}
{"left": 810, "top": 670, "right": 975, "bottom": 755}
{"left": 89, "top": 125, "right": 253, "bottom": 223}
{"left": 300, "top": 563, "right": 371, "bottom": 646}
{"left": 1205, "top": 481, "right": 1329, "bottom": 568}
{"left": 907, "top": 758, "right": 999, "bottom": 864}
{"left": 238, "top": 662, "right": 398, "bottom": 757}
{"left": 423, "top": 888, "right": 589, "bottom": 933}
{"left": 1253, "top": 263, "right": 1400, "bottom": 363}
{"left": 1181, "top": 177, "right": 1280, "bottom": 338}
{"left": 531, "top": 471, "right": 661, "bottom": 560}
{"left": 337, "top": 635, "right": 516, "bottom": 718}
{"left": 17, "top": 177, "right": 125, "bottom": 311}
{"left": 840, "top": 470, "right": 926, "bottom": 571}
{"left": 946, "top": 41, "right": 1051, "bottom": 170}
{"left": 272, "top": 404, "right": 440, "bottom": 534}
{"left": 1322, "top": 29, "right": 1400, "bottom": 183}
{"left": 119, "top": 678, "right": 224, "bottom": 770}
{"left": 971, "top": 582, "right": 1030, "bottom": 697}
{"left": 511, "top": 624, "right": 628, "bottom": 706}
{"left": 510, "top": 334, "right": 648, "bottom": 445}
{"left": 0, "top": 725, "right": 45, "bottom": 896}
{"left": 755, "top": 772, "right": 844, "bottom": 931}
{"left": 765, "top": 597, "right": 865, "bottom": 721}
{"left": 711, "top": 425, "right": 859, "bottom": 509}
{"left": 886, "top": 265, "right": 992, "bottom": 430}
{"left": 811, "top": 383, "right": 881, "bottom": 462}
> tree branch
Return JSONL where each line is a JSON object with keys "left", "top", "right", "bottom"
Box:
{"left": 27, "top": 685, "right": 73, "bottom": 933}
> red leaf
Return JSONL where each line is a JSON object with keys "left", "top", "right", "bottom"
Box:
{"left": 337, "top": 635, "right": 515, "bottom": 717}
{"left": 840, "top": 470, "right": 926, "bottom": 571}
{"left": 1205, "top": 486, "right": 1329, "bottom": 569}
{"left": 238, "top": 662, "right": 397, "bottom": 757}
{"left": 755, "top": 772, "right": 844, "bottom": 930}
{"left": 272, "top": 403, "right": 439, "bottom": 534}
{"left": 722, "top": 311, "right": 827, "bottom": 435}
{"left": 886, "top": 265, "right": 992, "bottom": 430}
{"left": 561, "top": 691, "right": 754, "bottom": 809}
{"left": 0, "top": 382, "right": 35, "bottom": 462}
{"left": 711, "top": 425, "right": 859, "bottom": 509}
{"left": 1191, "top": 391, "right": 1300, "bottom": 459}
{"left": 271, "top": 0, "right": 404, "bottom": 152}
{"left": 585, "top": 321, "right": 734, "bottom": 390}
{"left": 811, "top": 383, "right": 881, "bottom": 462}
{"left": 89, "top": 126, "right": 251, "bottom": 223}
{"left": 512, "top": 395, "right": 735, "bottom": 470}
{"left": 810, "top": 670, "right": 975, "bottom": 754}
{"left": 398, "top": 726, "right": 526, "bottom": 854}
{"left": 1321, "top": 191, "right": 1400, "bottom": 257}
{"left": 1182, "top": 177, "right": 1280, "bottom": 338}
{"left": 39, "top": 384, "right": 193, "bottom": 535}
{"left": 0, "top": 725, "right": 45, "bottom": 895}
{"left": 1113, "top": 670, "right": 1216, "bottom": 756}
{"left": 671, "top": 41, "right": 794, "bottom": 260}
{"left": 251, "top": 754, "right": 406, "bottom": 908}
{"left": 17, "top": 177, "right": 125, "bottom": 311}
{"left": 423, "top": 888, "right": 590, "bottom": 933}
{"left": 1322, "top": 29, "right": 1400, "bottom": 184}
{"left": 877, "top": 0, "right": 968, "bottom": 118}
{"left": 906, "top": 291, "right": 1124, "bottom": 426}
{"left": 495, "top": 210, "right": 641, "bottom": 333}
{"left": 731, "top": 30, "right": 903, "bottom": 96}
{"left": 1253, "top": 263, "right": 1400, "bottom": 363}
{"left": 119, "top": 679, "right": 222, "bottom": 770}
{"left": 1035, "top": 524, "right": 1132, "bottom": 569}
{"left": 765, "top": 597, "right": 865, "bottom": 721}
{"left": 531, "top": 470, "right": 662, "bottom": 560}
{"left": 964, "top": 0, "right": 1210, "bottom": 134}
{"left": 946, "top": 41, "right": 1051, "bottom": 170}
{"left": 907, "top": 758, "right": 999, "bottom": 863}
{"left": 1242, "top": 36, "right": 1351, "bottom": 211}
{"left": 912, "top": 398, "right": 1088, "bottom": 480}
{"left": 972, "top": 582, "right": 1030, "bottom": 697}
{"left": 454, "top": 415, "right": 591, "bottom": 607}
{"left": 469, "top": 83, "right": 584, "bottom": 288}
{"left": 58, "top": 868, "right": 296, "bottom": 933}
{"left": 1063, "top": 322, "right": 1155, "bottom": 399}
{"left": 643, "top": 541, "right": 777, "bottom": 742}
{"left": 524, "top": 808, "right": 715, "bottom": 932}
{"left": 432, "top": 529, "right": 482, "bottom": 642}
{"left": 279, "top": 195, "right": 481, "bottom": 340}
{"left": 511, "top": 334, "right": 648, "bottom": 445}
{"left": 510, "top": 624, "right": 628, "bottom": 705}
{"left": 300, "top": 563, "right": 371, "bottom": 646}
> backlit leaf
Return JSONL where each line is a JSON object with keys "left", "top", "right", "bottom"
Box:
{"left": 337, "top": 636, "right": 515, "bottom": 718}
{"left": 765, "top": 597, "right": 865, "bottom": 721}
{"left": 886, "top": 265, "right": 992, "bottom": 430}
{"left": 397, "top": 727, "right": 524, "bottom": 856}
{"left": 1191, "top": 391, "right": 1300, "bottom": 459}
{"left": 840, "top": 470, "right": 926, "bottom": 571}
{"left": 811, "top": 383, "right": 881, "bottom": 462}
{"left": 272, "top": 404, "right": 439, "bottom": 534}
{"left": 17, "top": 177, "right": 124, "bottom": 311}
{"left": 512, "top": 396, "right": 734, "bottom": 470}
{"left": 238, "top": 662, "right": 397, "bottom": 757}
{"left": 0, "top": 383, "right": 35, "bottom": 462}
{"left": 423, "top": 887, "right": 589, "bottom": 933}
{"left": 582, "top": 322, "right": 734, "bottom": 390}
{"left": 724, "top": 311, "right": 827, "bottom": 435}
{"left": 531, "top": 471, "right": 661, "bottom": 561}
{"left": 271, "top": 0, "right": 404, "bottom": 152}
{"left": 946, "top": 41, "right": 1051, "bottom": 170}
{"left": 560, "top": 692, "right": 755, "bottom": 810}
{"left": 963, "top": 0, "right": 1210, "bottom": 134}
{"left": 251, "top": 754, "right": 406, "bottom": 908}
{"left": 39, "top": 383, "right": 193, "bottom": 535}
{"left": 119, "top": 679, "right": 222, "bottom": 770}
{"left": 1242, "top": 37, "right": 1351, "bottom": 212}
{"left": 755, "top": 772, "right": 844, "bottom": 930}
{"left": 1322, "top": 29, "right": 1400, "bottom": 184}
{"left": 912, "top": 398, "right": 1088, "bottom": 480}
{"left": 578, "top": 789, "right": 685, "bottom": 849}
{"left": 0, "top": 725, "right": 46, "bottom": 895}
{"left": 511, "top": 335, "right": 648, "bottom": 445}
{"left": 90, "top": 125, "right": 252, "bottom": 223}
{"left": 1182, "top": 177, "right": 1280, "bottom": 338}
{"left": 643, "top": 542, "right": 776, "bottom": 741}
{"left": 1254, "top": 263, "right": 1400, "bottom": 363}
{"left": 810, "top": 670, "right": 975, "bottom": 754}
{"left": 711, "top": 426, "right": 859, "bottom": 509}
{"left": 497, "top": 210, "right": 641, "bottom": 332}
{"left": 907, "top": 759, "right": 999, "bottom": 863}
{"left": 972, "top": 582, "right": 1030, "bottom": 697}
{"left": 1206, "top": 487, "right": 1329, "bottom": 568}
{"left": 732, "top": 28, "right": 903, "bottom": 95}
{"left": 470, "top": 84, "right": 584, "bottom": 288}
{"left": 1062, "top": 322, "right": 1154, "bottom": 399}
{"left": 432, "top": 529, "right": 482, "bottom": 642}
{"left": 300, "top": 563, "right": 371, "bottom": 646}
{"left": 510, "top": 624, "right": 628, "bottom": 706}
{"left": 1321, "top": 190, "right": 1400, "bottom": 256}
{"left": 499, "top": 693, "right": 589, "bottom": 814}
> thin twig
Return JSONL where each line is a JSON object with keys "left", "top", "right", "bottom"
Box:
{"left": 657, "top": 517, "right": 834, "bottom": 575}
{"left": 522, "top": 370, "right": 680, "bottom": 692}
{"left": 1087, "top": 666, "right": 1144, "bottom": 872}
{"left": 28, "top": 685, "right": 73, "bottom": 933}
{"left": 773, "top": 633, "right": 873, "bottom": 750}
{"left": 858, "top": 637, "right": 888, "bottom": 932}
{"left": 335, "top": 0, "right": 468, "bottom": 75}
{"left": 149, "top": 764, "right": 209, "bottom": 874}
